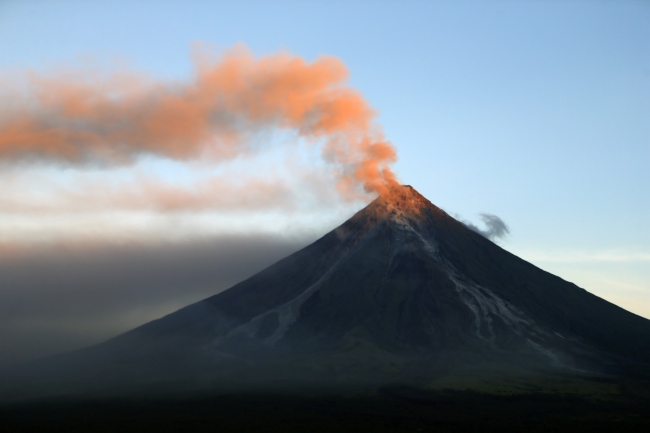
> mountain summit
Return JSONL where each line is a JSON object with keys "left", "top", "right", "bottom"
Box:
{"left": 4, "top": 185, "right": 649, "bottom": 397}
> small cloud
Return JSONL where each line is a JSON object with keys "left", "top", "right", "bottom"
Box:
{"left": 459, "top": 213, "right": 510, "bottom": 241}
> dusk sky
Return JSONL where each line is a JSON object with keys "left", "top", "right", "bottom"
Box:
{"left": 0, "top": 0, "right": 648, "bottom": 366}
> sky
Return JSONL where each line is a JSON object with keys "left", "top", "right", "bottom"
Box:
{"left": 0, "top": 0, "right": 648, "bottom": 367}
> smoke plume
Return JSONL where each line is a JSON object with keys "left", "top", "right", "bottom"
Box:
{"left": 463, "top": 213, "right": 510, "bottom": 241}
{"left": 0, "top": 236, "right": 307, "bottom": 367}
{"left": 0, "top": 44, "right": 398, "bottom": 197}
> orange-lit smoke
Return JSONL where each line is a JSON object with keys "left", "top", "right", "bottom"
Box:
{"left": 0, "top": 44, "right": 398, "bottom": 197}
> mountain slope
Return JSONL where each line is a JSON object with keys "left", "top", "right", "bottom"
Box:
{"left": 3, "top": 186, "right": 649, "bottom": 397}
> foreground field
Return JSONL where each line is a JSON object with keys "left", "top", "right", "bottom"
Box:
{"left": 1, "top": 377, "right": 648, "bottom": 433}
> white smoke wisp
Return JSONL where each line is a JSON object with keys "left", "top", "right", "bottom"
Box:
{"left": 461, "top": 213, "right": 510, "bottom": 241}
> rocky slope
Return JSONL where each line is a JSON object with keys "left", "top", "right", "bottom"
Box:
{"left": 3, "top": 185, "right": 648, "bottom": 397}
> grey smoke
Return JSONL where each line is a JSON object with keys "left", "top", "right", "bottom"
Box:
{"left": 462, "top": 213, "right": 510, "bottom": 241}
{"left": 0, "top": 235, "right": 311, "bottom": 368}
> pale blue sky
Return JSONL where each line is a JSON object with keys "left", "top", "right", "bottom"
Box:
{"left": 0, "top": 0, "right": 648, "bottom": 317}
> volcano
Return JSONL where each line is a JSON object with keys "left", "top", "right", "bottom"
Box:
{"left": 4, "top": 186, "right": 649, "bottom": 397}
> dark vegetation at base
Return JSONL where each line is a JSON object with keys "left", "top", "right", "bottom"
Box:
{"left": 1, "top": 382, "right": 648, "bottom": 433}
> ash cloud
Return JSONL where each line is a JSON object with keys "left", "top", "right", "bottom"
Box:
{"left": 461, "top": 213, "right": 510, "bottom": 241}
{"left": 0, "top": 43, "right": 398, "bottom": 198}
{"left": 0, "top": 235, "right": 309, "bottom": 368}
